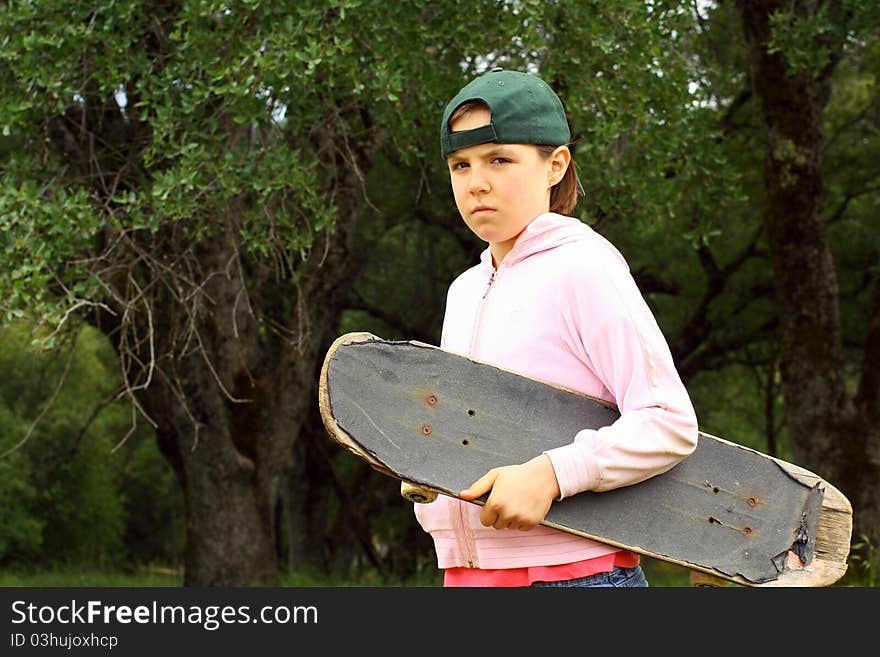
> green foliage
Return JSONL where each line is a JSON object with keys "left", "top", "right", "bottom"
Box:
{"left": 823, "top": 31, "right": 880, "bottom": 383}
{"left": 845, "top": 533, "right": 878, "bottom": 587}
{"left": 768, "top": 4, "right": 838, "bottom": 75}
{"left": 0, "top": 176, "right": 102, "bottom": 329}
{"left": 0, "top": 438, "right": 43, "bottom": 558}
{"left": 0, "top": 0, "right": 735, "bottom": 331}
{"left": 768, "top": 0, "right": 880, "bottom": 78}
{"left": 0, "top": 323, "right": 120, "bottom": 565}
{"left": 0, "top": 321, "right": 180, "bottom": 568}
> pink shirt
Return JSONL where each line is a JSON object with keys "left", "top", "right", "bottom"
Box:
{"left": 444, "top": 551, "right": 640, "bottom": 587}
{"left": 413, "top": 212, "right": 699, "bottom": 570}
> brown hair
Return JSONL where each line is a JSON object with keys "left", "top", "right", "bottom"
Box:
{"left": 536, "top": 145, "right": 579, "bottom": 216}
{"left": 448, "top": 101, "right": 580, "bottom": 216}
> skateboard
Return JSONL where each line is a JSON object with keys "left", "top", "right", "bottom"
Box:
{"left": 318, "top": 332, "right": 853, "bottom": 587}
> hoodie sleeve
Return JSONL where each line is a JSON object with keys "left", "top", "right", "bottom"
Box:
{"left": 543, "top": 247, "right": 699, "bottom": 496}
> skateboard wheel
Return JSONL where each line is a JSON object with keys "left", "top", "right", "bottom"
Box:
{"left": 401, "top": 481, "right": 437, "bottom": 504}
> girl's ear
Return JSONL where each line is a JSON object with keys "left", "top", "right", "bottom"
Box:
{"left": 548, "top": 145, "right": 571, "bottom": 187}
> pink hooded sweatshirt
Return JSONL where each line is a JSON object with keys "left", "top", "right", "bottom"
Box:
{"left": 413, "top": 212, "right": 699, "bottom": 570}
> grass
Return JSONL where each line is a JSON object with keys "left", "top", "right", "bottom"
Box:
{"left": 0, "top": 564, "right": 441, "bottom": 588}
{"left": 0, "top": 565, "right": 184, "bottom": 587}
{"left": 0, "top": 559, "right": 682, "bottom": 588}
{"left": 2, "top": 556, "right": 872, "bottom": 588}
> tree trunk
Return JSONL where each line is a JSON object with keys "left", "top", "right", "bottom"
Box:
{"left": 737, "top": 0, "right": 880, "bottom": 547}
{"left": 87, "top": 186, "right": 361, "bottom": 585}
{"left": 284, "top": 406, "right": 336, "bottom": 573}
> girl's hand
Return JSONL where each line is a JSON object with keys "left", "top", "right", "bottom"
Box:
{"left": 459, "top": 454, "right": 561, "bottom": 531}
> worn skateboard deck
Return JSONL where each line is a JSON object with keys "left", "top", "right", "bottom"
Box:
{"left": 319, "top": 332, "right": 853, "bottom": 587}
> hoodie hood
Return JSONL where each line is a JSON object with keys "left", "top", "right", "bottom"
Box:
{"left": 479, "top": 212, "right": 629, "bottom": 271}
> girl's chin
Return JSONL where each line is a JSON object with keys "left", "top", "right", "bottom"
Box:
{"left": 476, "top": 231, "right": 509, "bottom": 244}
{"left": 465, "top": 223, "right": 510, "bottom": 243}
{"left": 462, "top": 217, "right": 526, "bottom": 246}
{"left": 478, "top": 226, "right": 522, "bottom": 245}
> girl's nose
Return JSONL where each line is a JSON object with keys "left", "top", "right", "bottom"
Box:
{"left": 467, "top": 167, "right": 490, "bottom": 194}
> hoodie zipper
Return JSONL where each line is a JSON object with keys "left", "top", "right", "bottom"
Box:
{"left": 467, "top": 267, "right": 497, "bottom": 359}
{"left": 457, "top": 265, "right": 500, "bottom": 568}
{"left": 482, "top": 270, "right": 496, "bottom": 299}
{"left": 449, "top": 216, "right": 590, "bottom": 568}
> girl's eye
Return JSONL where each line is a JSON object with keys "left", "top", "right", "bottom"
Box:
{"left": 492, "top": 157, "right": 510, "bottom": 164}
{"left": 452, "top": 161, "right": 469, "bottom": 170}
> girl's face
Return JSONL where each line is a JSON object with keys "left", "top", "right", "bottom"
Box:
{"left": 446, "top": 105, "right": 569, "bottom": 265}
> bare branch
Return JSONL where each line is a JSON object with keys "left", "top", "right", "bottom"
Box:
{"left": 111, "top": 402, "right": 140, "bottom": 454}
{"left": 39, "top": 299, "right": 116, "bottom": 349}
{"left": 123, "top": 275, "right": 156, "bottom": 392}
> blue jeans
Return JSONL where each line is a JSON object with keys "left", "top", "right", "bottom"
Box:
{"left": 530, "top": 565, "right": 649, "bottom": 588}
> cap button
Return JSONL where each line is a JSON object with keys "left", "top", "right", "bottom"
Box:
{"left": 490, "top": 66, "right": 504, "bottom": 72}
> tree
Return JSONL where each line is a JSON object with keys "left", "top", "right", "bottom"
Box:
{"left": 733, "top": 0, "right": 880, "bottom": 546}
{"left": 1, "top": 0, "right": 430, "bottom": 584}
{"left": 1, "top": 1, "right": 712, "bottom": 585}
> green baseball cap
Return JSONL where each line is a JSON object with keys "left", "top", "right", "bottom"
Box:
{"left": 440, "top": 67, "right": 583, "bottom": 194}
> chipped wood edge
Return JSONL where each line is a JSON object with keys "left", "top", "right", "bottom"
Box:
{"left": 698, "top": 430, "right": 853, "bottom": 587}
{"left": 318, "top": 332, "right": 395, "bottom": 477}
{"left": 319, "top": 332, "right": 453, "bottom": 496}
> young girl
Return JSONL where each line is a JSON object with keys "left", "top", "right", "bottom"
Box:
{"left": 413, "top": 67, "right": 699, "bottom": 587}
